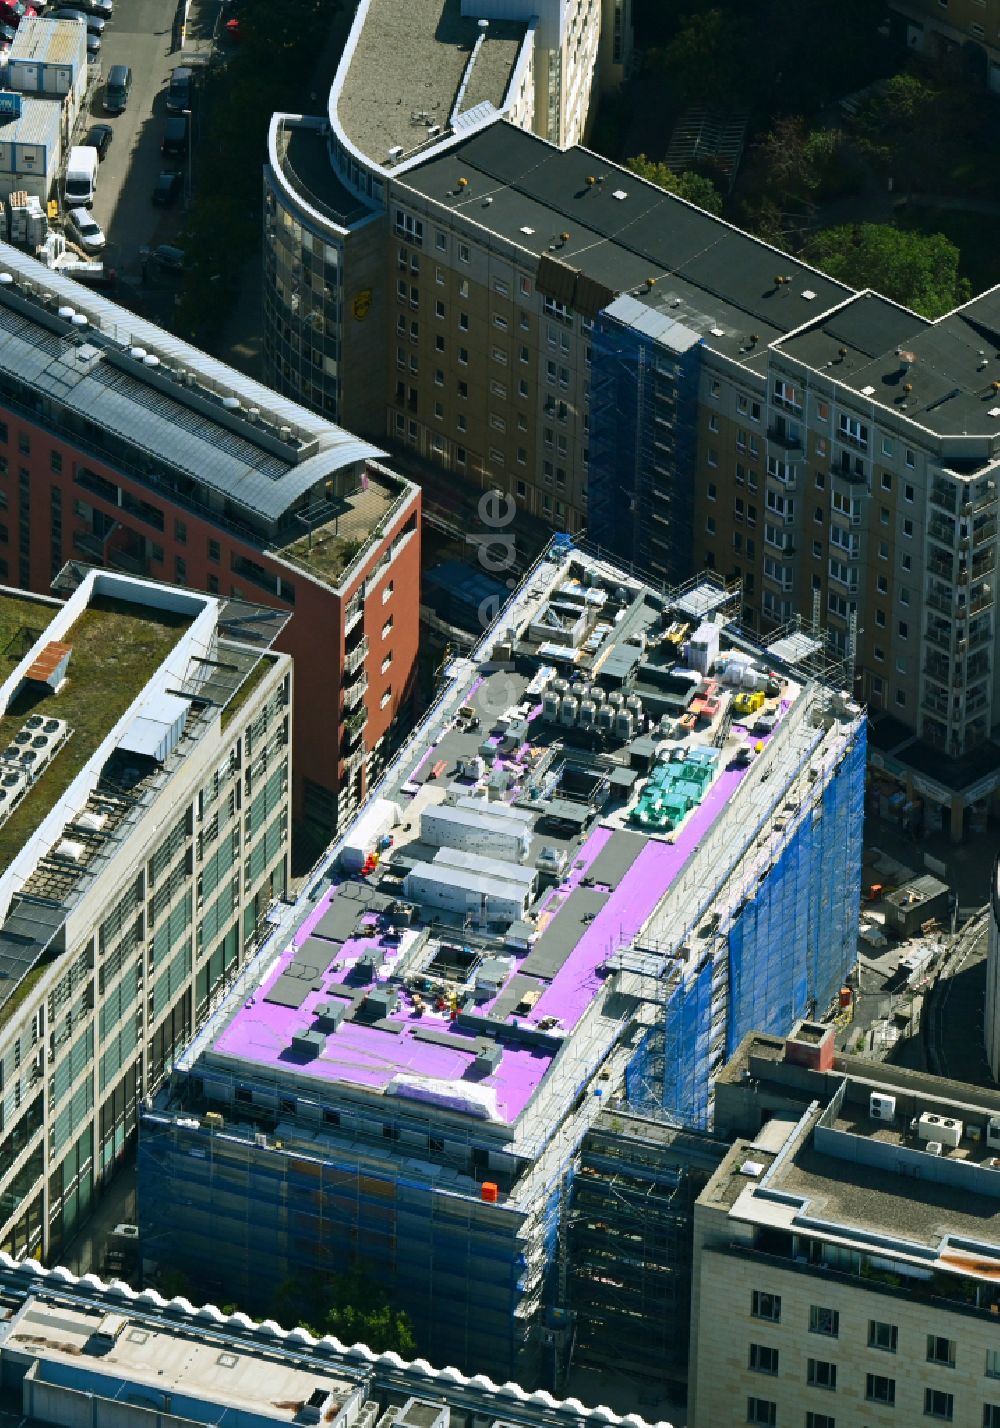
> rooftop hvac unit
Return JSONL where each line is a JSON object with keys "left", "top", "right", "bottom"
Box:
{"left": 919, "top": 1111, "right": 963, "bottom": 1147}
{"left": 925, "top": 1140, "right": 943, "bottom": 1157}
{"left": 869, "top": 1092, "right": 896, "bottom": 1123}
{"left": 988, "top": 1116, "right": 1000, "bottom": 1150}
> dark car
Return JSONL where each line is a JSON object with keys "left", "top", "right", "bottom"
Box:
{"left": 151, "top": 170, "right": 181, "bottom": 206}
{"left": 151, "top": 243, "right": 186, "bottom": 272}
{"left": 104, "top": 63, "right": 130, "bottom": 113}
{"left": 161, "top": 113, "right": 188, "bottom": 158}
{"left": 83, "top": 122, "right": 112, "bottom": 159}
{"left": 165, "top": 65, "right": 192, "bottom": 115}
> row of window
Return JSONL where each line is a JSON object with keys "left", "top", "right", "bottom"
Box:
{"left": 747, "top": 1391, "right": 1000, "bottom": 1425}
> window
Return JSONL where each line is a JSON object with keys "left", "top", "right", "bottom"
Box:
{"left": 927, "top": 1336, "right": 955, "bottom": 1368}
{"left": 905, "top": 483, "right": 914, "bottom": 501}
{"left": 807, "top": 1360, "right": 837, "bottom": 1391}
{"left": 174, "top": 518, "right": 187, "bottom": 544}
{"left": 208, "top": 539, "right": 221, "bottom": 563}
{"left": 895, "top": 688, "right": 906, "bottom": 707}
{"left": 17, "top": 432, "right": 29, "bottom": 455}
{"left": 493, "top": 313, "right": 508, "bottom": 331}
{"left": 458, "top": 311, "right": 469, "bottom": 330}
{"left": 900, "top": 587, "right": 910, "bottom": 605}
{"left": 905, "top": 448, "right": 915, "bottom": 467}
{"left": 458, "top": 347, "right": 469, "bottom": 365}
{"left": 880, "top": 506, "right": 889, "bottom": 525}
{"left": 809, "top": 1307, "right": 839, "bottom": 1338}
{"left": 882, "top": 437, "right": 894, "bottom": 456}
{"left": 708, "top": 483, "right": 717, "bottom": 502}
{"left": 866, "top": 1375, "right": 895, "bottom": 1405}
{"left": 751, "top": 1291, "right": 781, "bottom": 1322}
{"left": 924, "top": 1389, "right": 953, "bottom": 1421}
{"left": 901, "top": 553, "right": 911, "bottom": 571}
{"left": 903, "top": 518, "right": 913, "bottom": 537}
{"left": 380, "top": 688, "right": 392, "bottom": 710}
{"left": 876, "top": 610, "right": 886, "bottom": 627}
{"left": 874, "top": 646, "right": 884, "bottom": 662}
{"left": 709, "top": 413, "right": 719, "bottom": 432}
{"left": 705, "top": 516, "right": 716, "bottom": 535}
{"left": 749, "top": 1344, "right": 779, "bottom": 1375}
{"left": 806, "top": 1416, "right": 835, "bottom": 1428}
{"left": 881, "top": 471, "right": 892, "bottom": 490}
{"left": 816, "top": 401, "right": 829, "bottom": 421}
{"left": 737, "top": 394, "right": 749, "bottom": 414}
{"left": 382, "top": 582, "right": 393, "bottom": 604}
{"left": 708, "top": 448, "right": 718, "bottom": 467}
{"left": 877, "top": 576, "right": 888, "bottom": 594}
{"left": 986, "top": 1349, "right": 1000, "bottom": 1379}
{"left": 435, "top": 335, "right": 445, "bottom": 352}
{"left": 984, "top": 1408, "right": 1000, "bottom": 1428}
{"left": 747, "top": 1400, "right": 776, "bottom": 1428}
{"left": 50, "top": 449, "right": 62, "bottom": 473}
{"left": 458, "top": 243, "right": 470, "bottom": 263}
{"left": 435, "top": 231, "right": 447, "bottom": 252}
{"left": 381, "top": 618, "right": 393, "bottom": 639}
{"left": 898, "top": 620, "right": 908, "bottom": 639}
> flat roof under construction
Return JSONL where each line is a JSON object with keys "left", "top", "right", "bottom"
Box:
{"left": 209, "top": 552, "right": 812, "bottom": 1130}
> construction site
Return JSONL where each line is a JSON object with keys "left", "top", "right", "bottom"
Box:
{"left": 138, "top": 541, "right": 866, "bottom": 1391}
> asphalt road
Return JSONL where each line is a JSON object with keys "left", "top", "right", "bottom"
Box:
{"left": 68, "top": 0, "right": 216, "bottom": 270}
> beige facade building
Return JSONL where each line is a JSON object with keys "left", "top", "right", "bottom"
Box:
{"left": 0, "top": 568, "right": 292, "bottom": 1263}
{"left": 891, "top": 0, "right": 1000, "bottom": 90}
{"left": 690, "top": 1022, "right": 1000, "bottom": 1428}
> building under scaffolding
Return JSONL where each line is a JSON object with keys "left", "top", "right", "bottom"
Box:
{"left": 565, "top": 1111, "right": 728, "bottom": 1395}
{"left": 139, "top": 541, "right": 866, "bottom": 1390}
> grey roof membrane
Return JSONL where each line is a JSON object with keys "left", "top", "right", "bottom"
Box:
{"left": 521, "top": 886, "right": 609, "bottom": 980}
{"left": 584, "top": 829, "right": 646, "bottom": 890}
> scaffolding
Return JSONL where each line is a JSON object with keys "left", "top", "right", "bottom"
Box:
{"left": 564, "top": 1112, "right": 728, "bottom": 1391}
{"left": 587, "top": 299, "right": 701, "bottom": 582}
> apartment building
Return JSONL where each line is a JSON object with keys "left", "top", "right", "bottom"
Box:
{"left": 261, "top": 0, "right": 1000, "bottom": 845}
{"left": 690, "top": 1020, "right": 1000, "bottom": 1428}
{"left": 0, "top": 245, "right": 420, "bottom": 844}
{"left": 0, "top": 1259, "right": 673, "bottom": 1428}
{"left": 890, "top": 0, "right": 1000, "bottom": 90}
{"left": 263, "top": 0, "right": 628, "bottom": 441}
{"left": 0, "top": 567, "right": 291, "bottom": 1264}
{"left": 139, "top": 542, "right": 864, "bottom": 1384}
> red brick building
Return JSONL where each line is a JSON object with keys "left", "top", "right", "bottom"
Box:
{"left": 0, "top": 247, "right": 421, "bottom": 847}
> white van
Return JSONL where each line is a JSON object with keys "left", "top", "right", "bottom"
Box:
{"left": 64, "top": 145, "right": 98, "bottom": 208}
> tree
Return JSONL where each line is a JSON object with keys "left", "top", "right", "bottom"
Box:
{"left": 650, "top": 8, "right": 746, "bottom": 109}
{"left": 273, "top": 1265, "right": 417, "bottom": 1355}
{"left": 804, "top": 224, "right": 970, "bottom": 319}
{"left": 626, "top": 155, "right": 723, "bottom": 214}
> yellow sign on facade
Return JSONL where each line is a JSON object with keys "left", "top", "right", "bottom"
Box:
{"left": 352, "top": 290, "right": 372, "bottom": 321}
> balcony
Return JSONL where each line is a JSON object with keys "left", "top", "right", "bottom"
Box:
{"left": 72, "top": 530, "right": 106, "bottom": 561}
{"left": 343, "top": 705, "right": 368, "bottom": 743}
{"left": 830, "top": 464, "right": 866, "bottom": 487}
{"left": 971, "top": 589, "right": 994, "bottom": 616}
{"left": 923, "top": 657, "right": 951, "bottom": 684}
{"left": 930, "top": 483, "right": 958, "bottom": 515}
{"left": 928, "top": 518, "right": 955, "bottom": 547}
{"left": 343, "top": 669, "right": 368, "bottom": 710}
{"left": 107, "top": 546, "right": 150, "bottom": 577}
{"left": 925, "top": 624, "right": 952, "bottom": 651}
{"left": 344, "top": 595, "right": 364, "bottom": 636}
{"left": 342, "top": 743, "right": 366, "bottom": 778}
{"left": 922, "top": 691, "right": 952, "bottom": 720}
{"left": 927, "top": 551, "right": 954, "bottom": 581}
{"left": 925, "top": 589, "right": 954, "bottom": 617}
{"left": 344, "top": 634, "right": 369, "bottom": 676}
{"left": 972, "top": 548, "right": 995, "bottom": 578}
{"left": 767, "top": 420, "right": 803, "bottom": 451}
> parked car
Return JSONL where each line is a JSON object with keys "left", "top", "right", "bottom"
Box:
{"left": 165, "top": 64, "right": 192, "bottom": 114}
{"left": 78, "top": 0, "right": 111, "bottom": 14}
{"left": 104, "top": 62, "right": 130, "bottom": 113}
{"left": 83, "top": 122, "right": 112, "bottom": 159}
{"left": 151, "top": 169, "right": 181, "bottom": 206}
{"left": 65, "top": 206, "right": 106, "bottom": 253}
{"left": 151, "top": 243, "right": 186, "bottom": 272}
{"left": 160, "top": 113, "right": 188, "bottom": 157}
{"left": 50, "top": 7, "right": 104, "bottom": 32}
{"left": 0, "top": 21, "right": 15, "bottom": 40}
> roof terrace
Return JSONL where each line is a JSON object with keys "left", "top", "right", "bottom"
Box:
{"left": 274, "top": 466, "right": 411, "bottom": 589}
{"left": 335, "top": 0, "right": 526, "bottom": 169}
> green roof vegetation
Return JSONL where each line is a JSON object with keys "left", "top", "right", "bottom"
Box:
{"left": 0, "top": 591, "right": 61, "bottom": 675}
{"left": 0, "top": 596, "right": 191, "bottom": 872}
{"left": 0, "top": 958, "right": 53, "bottom": 1029}
{"left": 277, "top": 479, "right": 402, "bottom": 587}
{"left": 221, "top": 651, "right": 277, "bottom": 732}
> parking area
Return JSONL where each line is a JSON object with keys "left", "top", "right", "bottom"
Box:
{"left": 60, "top": 0, "right": 218, "bottom": 278}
